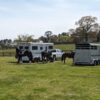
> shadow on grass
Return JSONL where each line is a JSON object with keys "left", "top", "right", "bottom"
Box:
{"left": 7, "top": 61, "right": 51, "bottom": 65}
{"left": 71, "top": 63, "right": 96, "bottom": 67}
{"left": 7, "top": 61, "right": 17, "bottom": 64}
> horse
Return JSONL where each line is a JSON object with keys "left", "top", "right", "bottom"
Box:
{"left": 24, "top": 51, "right": 33, "bottom": 63}
{"left": 61, "top": 51, "right": 75, "bottom": 64}
{"left": 41, "top": 51, "right": 53, "bottom": 63}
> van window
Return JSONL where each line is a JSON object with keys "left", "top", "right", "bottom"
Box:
{"left": 32, "top": 46, "right": 38, "bottom": 50}
{"left": 25, "top": 46, "right": 29, "bottom": 49}
{"left": 49, "top": 46, "right": 53, "bottom": 49}
{"left": 19, "top": 46, "right": 23, "bottom": 50}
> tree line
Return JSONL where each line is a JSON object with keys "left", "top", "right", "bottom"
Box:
{"left": 14, "top": 16, "right": 100, "bottom": 44}
{"left": 1, "top": 15, "right": 100, "bottom": 49}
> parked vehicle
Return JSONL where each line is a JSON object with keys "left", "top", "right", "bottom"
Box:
{"left": 16, "top": 42, "right": 54, "bottom": 61}
{"left": 74, "top": 43, "right": 100, "bottom": 65}
{"left": 50, "top": 49, "right": 64, "bottom": 60}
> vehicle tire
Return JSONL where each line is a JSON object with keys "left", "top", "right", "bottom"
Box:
{"left": 53, "top": 55, "right": 56, "bottom": 61}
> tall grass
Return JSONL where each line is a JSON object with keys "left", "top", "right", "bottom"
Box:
{"left": 54, "top": 44, "right": 75, "bottom": 51}
{"left": 0, "top": 57, "right": 100, "bottom": 100}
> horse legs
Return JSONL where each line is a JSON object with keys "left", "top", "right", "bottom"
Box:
{"left": 63, "top": 57, "right": 66, "bottom": 64}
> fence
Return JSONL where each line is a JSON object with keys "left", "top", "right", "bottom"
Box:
{"left": 0, "top": 50, "right": 74, "bottom": 57}
{"left": 0, "top": 52, "right": 15, "bottom": 57}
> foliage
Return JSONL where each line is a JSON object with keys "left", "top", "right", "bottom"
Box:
{"left": 1, "top": 15, "right": 100, "bottom": 45}
{"left": 75, "top": 16, "right": 98, "bottom": 43}
{"left": 14, "top": 34, "right": 34, "bottom": 43}
{"left": 45, "top": 31, "right": 53, "bottom": 42}
{"left": 54, "top": 44, "right": 75, "bottom": 51}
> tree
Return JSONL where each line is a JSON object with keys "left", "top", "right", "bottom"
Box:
{"left": 45, "top": 31, "right": 53, "bottom": 42}
{"left": 14, "top": 34, "right": 34, "bottom": 43}
{"left": 39, "top": 36, "right": 47, "bottom": 42}
{"left": 75, "top": 16, "right": 98, "bottom": 43}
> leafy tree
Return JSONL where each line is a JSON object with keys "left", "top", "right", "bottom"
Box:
{"left": 75, "top": 16, "right": 98, "bottom": 43}
{"left": 39, "top": 36, "right": 47, "bottom": 42}
{"left": 45, "top": 31, "right": 53, "bottom": 42}
{"left": 14, "top": 34, "right": 34, "bottom": 43}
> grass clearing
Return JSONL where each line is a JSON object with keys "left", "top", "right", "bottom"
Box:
{"left": 54, "top": 44, "right": 75, "bottom": 51}
{"left": 0, "top": 57, "right": 100, "bottom": 100}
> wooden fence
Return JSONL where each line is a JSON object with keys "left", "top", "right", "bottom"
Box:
{"left": 0, "top": 52, "right": 15, "bottom": 57}
{"left": 0, "top": 50, "right": 74, "bottom": 57}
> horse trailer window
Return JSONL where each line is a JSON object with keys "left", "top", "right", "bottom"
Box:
{"left": 76, "top": 47, "right": 90, "bottom": 49}
{"left": 40, "top": 47, "right": 43, "bottom": 50}
{"left": 91, "top": 46, "right": 97, "bottom": 50}
{"left": 76, "top": 44, "right": 90, "bottom": 49}
{"left": 49, "top": 46, "right": 53, "bottom": 49}
{"left": 25, "top": 46, "right": 29, "bottom": 49}
{"left": 32, "top": 46, "right": 38, "bottom": 50}
{"left": 19, "top": 46, "right": 23, "bottom": 49}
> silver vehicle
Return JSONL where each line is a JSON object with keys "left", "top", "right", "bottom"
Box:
{"left": 16, "top": 42, "right": 54, "bottom": 61}
{"left": 50, "top": 49, "right": 64, "bottom": 60}
{"left": 74, "top": 43, "right": 100, "bottom": 65}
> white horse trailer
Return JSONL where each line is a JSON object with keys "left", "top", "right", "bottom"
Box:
{"left": 16, "top": 42, "right": 54, "bottom": 61}
{"left": 74, "top": 43, "right": 100, "bottom": 65}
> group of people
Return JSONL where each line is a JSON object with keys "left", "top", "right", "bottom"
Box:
{"left": 15, "top": 47, "right": 33, "bottom": 63}
{"left": 15, "top": 47, "right": 54, "bottom": 64}
{"left": 16, "top": 47, "right": 75, "bottom": 64}
{"left": 41, "top": 50, "right": 54, "bottom": 63}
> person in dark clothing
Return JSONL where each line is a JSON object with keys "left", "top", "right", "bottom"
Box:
{"left": 15, "top": 47, "right": 20, "bottom": 59}
{"left": 28, "top": 51, "right": 33, "bottom": 63}
{"left": 18, "top": 49, "right": 23, "bottom": 63}
{"left": 41, "top": 50, "right": 48, "bottom": 63}
{"left": 48, "top": 51, "right": 54, "bottom": 62}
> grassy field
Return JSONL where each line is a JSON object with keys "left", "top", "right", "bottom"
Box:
{"left": 0, "top": 57, "right": 100, "bottom": 100}
{"left": 54, "top": 44, "right": 75, "bottom": 51}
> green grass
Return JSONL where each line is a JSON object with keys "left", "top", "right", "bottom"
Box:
{"left": 0, "top": 57, "right": 100, "bottom": 100}
{"left": 0, "top": 49, "right": 15, "bottom": 53}
{"left": 54, "top": 44, "right": 75, "bottom": 51}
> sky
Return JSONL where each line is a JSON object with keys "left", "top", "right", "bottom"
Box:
{"left": 0, "top": 0, "right": 100, "bottom": 40}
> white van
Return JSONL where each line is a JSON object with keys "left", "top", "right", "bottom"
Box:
{"left": 16, "top": 42, "right": 54, "bottom": 61}
{"left": 74, "top": 43, "right": 100, "bottom": 65}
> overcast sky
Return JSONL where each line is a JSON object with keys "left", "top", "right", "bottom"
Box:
{"left": 0, "top": 0, "right": 100, "bottom": 40}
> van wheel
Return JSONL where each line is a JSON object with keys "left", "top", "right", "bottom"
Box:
{"left": 53, "top": 55, "right": 56, "bottom": 61}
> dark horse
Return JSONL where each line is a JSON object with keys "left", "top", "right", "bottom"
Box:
{"left": 61, "top": 51, "right": 75, "bottom": 64}
{"left": 41, "top": 51, "right": 53, "bottom": 63}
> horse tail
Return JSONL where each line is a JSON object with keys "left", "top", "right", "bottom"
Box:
{"left": 61, "top": 54, "right": 64, "bottom": 61}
